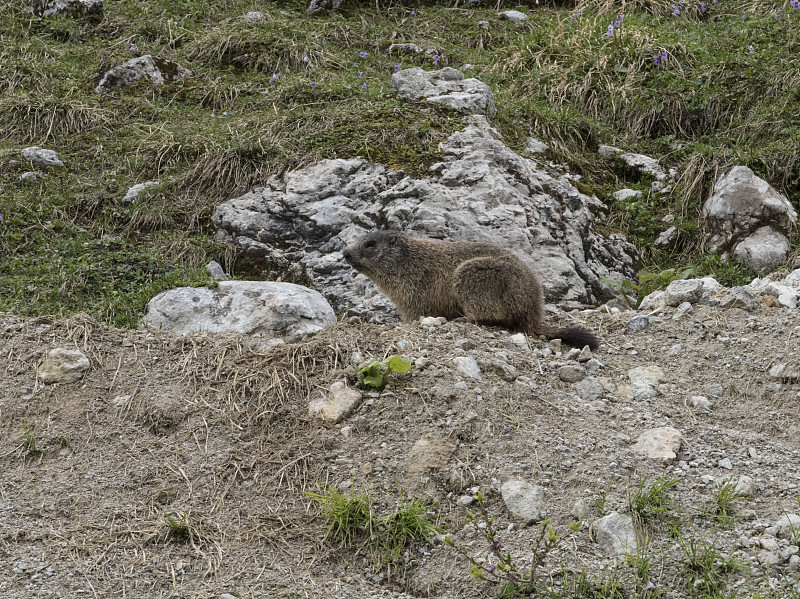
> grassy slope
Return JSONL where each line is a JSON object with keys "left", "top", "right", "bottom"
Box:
{"left": 1, "top": 0, "right": 798, "bottom": 326}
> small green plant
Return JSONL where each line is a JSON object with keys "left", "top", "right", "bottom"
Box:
{"left": 624, "top": 538, "right": 667, "bottom": 598}
{"left": 779, "top": 499, "right": 800, "bottom": 545}
{"left": 675, "top": 529, "right": 741, "bottom": 598}
{"left": 448, "top": 492, "right": 578, "bottom": 597}
{"left": 377, "top": 494, "right": 443, "bottom": 563}
{"left": 629, "top": 476, "right": 681, "bottom": 525}
{"left": 23, "top": 425, "right": 41, "bottom": 455}
{"left": 164, "top": 512, "right": 190, "bottom": 541}
{"left": 709, "top": 478, "right": 748, "bottom": 526}
{"left": 356, "top": 355, "right": 412, "bottom": 390}
{"left": 637, "top": 266, "right": 697, "bottom": 302}
{"left": 594, "top": 485, "right": 608, "bottom": 517}
{"left": 306, "top": 485, "right": 374, "bottom": 548}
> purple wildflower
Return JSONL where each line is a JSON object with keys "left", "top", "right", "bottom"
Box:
{"left": 671, "top": 1, "right": 681, "bottom": 16}
{"left": 661, "top": 50, "right": 668, "bottom": 62}
{"left": 311, "top": 81, "right": 317, "bottom": 88}
{"left": 700, "top": 2, "right": 706, "bottom": 12}
{"left": 792, "top": 0, "right": 799, "bottom": 10}
{"left": 0, "top": 213, "right": 4, "bottom": 222}
{"left": 604, "top": 23, "right": 615, "bottom": 36}
{"left": 432, "top": 54, "right": 440, "bottom": 66}
{"left": 223, "top": 111, "right": 228, "bottom": 116}
{"left": 211, "top": 112, "right": 216, "bottom": 118}
{"left": 775, "top": 8, "right": 782, "bottom": 18}
{"left": 654, "top": 54, "right": 660, "bottom": 66}
{"left": 359, "top": 51, "right": 368, "bottom": 58}
{"left": 394, "top": 63, "right": 401, "bottom": 72}
{"left": 411, "top": 9, "right": 415, "bottom": 15}
{"left": 303, "top": 55, "right": 309, "bottom": 63}
{"left": 129, "top": 42, "right": 136, "bottom": 52}
{"left": 748, "top": 44, "right": 754, "bottom": 54}
{"left": 488, "top": 565, "right": 497, "bottom": 574}
{"left": 361, "top": 82, "right": 367, "bottom": 88}
{"left": 358, "top": 71, "right": 364, "bottom": 78}
{"left": 488, "top": 539, "right": 504, "bottom": 552}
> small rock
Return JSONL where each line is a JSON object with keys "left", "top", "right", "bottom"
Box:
{"left": 242, "top": 10, "right": 264, "bottom": 21}
{"left": 630, "top": 427, "right": 684, "bottom": 461}
{"left": 500, "top": 480, "right": 547, "bottom": 525}
{"left": 718, "top": 457, "right": 733, "bottom": 470}
{"left": 122, "top": 181, "right": 159, "bottom": 204}
{"left": 598, "top": 145, "right": 623, "bottom": 157}
{"left": 613, "top": 189, "right": 642, "bottom": 202}
{"left": 768, "top": 363, "right": 800, "bottom": 382}
{"left": 476, "top": 20, "right": 489, "bottom": 30}
{"left": 592, "top": 512, "right": 637, "bottom": 556}
{"left": 498, "top": 10, "right": 528, "bottom": 21}
{"left": 638, "top": 290, "right": 666, "bottom": 312}
{"left": 690, "top": 396, "right": 710, "bottom": 410}
{"left": 627, "top": 315, "right": 650, "bottom": 332}
{"left": 720, "top": 286, "right": 756, "bottom": 311}
{"left": 20, "top": 171, "right": 39, "bottom": 183}
{"left": 453, "top": 356, "right": 482, "bottom": 381}
{"left": 577, "top": 346, "right": 592, "bottom": 362}
{"left": 205, "top": 261, "right": 228, "bottom": 281}
{"left": 628, "top": 365, "right": 665, "bottom": 400}
{"left": 664, "top": 279, "right": 704, "bottom": 307}
{"left": 308, "top": 382, "right": 362, "bottom": 425}
{"left": 574, "top": 377, "right": 604, "bottom": 401}
{"left": 524, "top": 138, "right": 549, "bottom": 154}
{"left": 388, "top": 43, "right": 421, "bottom": 55}
{"left": 38, "top": 348, "right": 91, "bottom": 384}
{"left": 557, "top": 364, "right": 586, "bottom": 383}
{"left": 774, "top": 514, "right": 800, "bottom": 542}
{"left": 655, "top": 226, "right": 677, "bottom": 248}
{"left": 456, "top": 496, "right": 474, "bottom": 507}
{"left": 420, "top": 316, "right": 447, "bottom": 326}
{"left": 22, "top": 147, "right": 64, "bottom": 169}
{"left": 673, "top": 301, "right": 693, "bottom": 318}
{"left": 219, "top": 594, "right": 239, "bottom": 599}
{"left": 733, "top": 475, "right": 757, "bottom": 497}
{"left": 455, "top": 338, "right": 476, "bottom": 351}
{"left": 509, "top": 333, "right": 528, "bottom": 349}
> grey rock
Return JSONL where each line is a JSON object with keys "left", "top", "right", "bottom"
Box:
{"left": 20, "top": 171, "right": 39, "bottom": 183}
{"left": 628, "top": 365, "right": 664, "bottom": 400}
{"left": 454, "top": 338, "right": 476, "bottom": 351}
{"left": 481, "top": 358, "right": 518, "bottom": 382}
{"left": 578, "top": 346, "right": 593, "bottom": 362}
{"left": 655, "top": 226, "right": 677, "bottom": 248}
{"left": 500, "top": 480, "right": 547, "bottom": 524}
{"left": 774, "top": 514, "right": 800, "bottom": 542}
{"left": 673, "top": 301, "right": 693, "bottom": 318}
{"left": 630, "top": 427, "right": 683, "bottom": 461}
{"left": 768, "top": 362, "right": 800, "bottom": 381}
{"left": 96, "top": 55, "right": 192, "bottom": 94}
{"left": 36, "top": 0, "right": 103, "bottom": 17}
{"left": 733, "top": 226, "right": 791, "bottom": 274}
{"left": 498, "top": 10, "right": 529, "bottom": 21}
{"left": 718, "top": 457, "right": 733, "bottom": 470}
{"left": 22, "top": 147, "right": 64, "bottom": 169}
{"left": 456, "top": 496, "right": 474, "bottom": 506}
{"left": 38, "top": 348, "right": 91, "bottom": 384}
{"left": 664, "top": 279, "right": 704, "bottom": 306}
{"left": 613, "top": 189, "right": 642, "bottom": 202}
{"left": 524, "top": 138, "right": 549, "bottom": 154}
{"left": 619, "top": 152, "right": 669, "bottom": 181}
{"left": 306, "top": 0, "right": 343, "bottom": 13}
{"left": 308, "top": 382, "right": 362, "bottom": 425}
{"left": 627, "top": 315, "right": 650, "bottom": 331}
{"left": 388, "top": 43, "right": 421, "bottom": 55}
{"left": 142, "top": 281, "right": 336, "bottom": 346}
{"left": 592, "top": 512, "right": 637, "bottom": 556}
{"left": 476, "top": 20, "right": 489, "bottom": 30}
{"left": 205, "top": 261, "right": 228, "bottom": 281}
{"left": 733, "top": 475, "right": 757, "bottom": 497}
{"left": 122, "top": 181, "right": 159, "bottom": 204}
{"left": 719, "top": 286, "right": 756, "bottom": 311}
{"left": 703, "top": 166, "right": 796, "bottom": 271}
{"left": 392, "top": 67, "right": 497, "bottom": 118}
{"left": 242, "top": 11, "right": 264, "bottom": 21}
{"left": 690, "top": 396, "right": 710, "bottom": 410}
{"left": 575, "top": 376, "right": 604, "bottom": 401}
{"left": 211, "top": 126, "right": 638, "bottom": 322}
{"left": 570, "top": 498, "right": 593, "bottom": 520}
{"left": 598, "top": 145, "right": 623, "bottom": 157}
{"left": 638, "top": 290, "right": 665, "bottom": 312}
{"left": 453, "top": 356, "right": 482, "bottom": 381}
{"left": 420, "top": 316, "right": 447, "bottom": 327}
{"left": 558, "top": 364, "right": 586, "bottom": 383}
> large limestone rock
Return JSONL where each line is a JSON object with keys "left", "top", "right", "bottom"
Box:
{"left": 38, "top": 348, "right": 91, "bottom": 384}
{"left": 702, "top": 166, "right": 796, "bottom": 273}
{"left": 96, "top": 55, "right": 192, "bottom": 94}
{"left": 22, "top": 147, "right": 64, "bottom": 169}
{"left": 391, "top": 67, "right": 497, "bottom": 118}
{"left": 212, "top": 122, "right": 638, "bottom": 322}
{"left": 142, "top": 281, "right": 336, "bottom": 346}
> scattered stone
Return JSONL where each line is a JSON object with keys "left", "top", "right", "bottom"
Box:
{"left": 142, "top": 281, "right": 337, "bottom": 346}
{"left": 402, "top": 437, "right": 458, "bottom": 491}
{"left": 719, "top": 286, "right": 756, "bottom": 311}
{"left": 570, "top": 498, "right": 593, "bottom": 521}
{"left": 690, "top": 396, "right": 710, "bottom": 410}
{"left": 524, "top": 138, "right": 549, "bottom": 154}
{"left": 630, "top": 427, "right": 683, "bottom": 461}
{"left": 122, "top": 181, "right": 159, "bottom": 204}
{"left": 242, "top": 10, "right": 264, "bottom": 21}
{"left": 592, "top": 512, "right": 637, "bottom": 556}
{"left": 35, "top": 0, "right": 103, "bottom": 17}
{"left": 703, "top": 166, "right": 796, "bottom": 273}
{"left": 95, "top": 55, "right": 192, "bottom": 94}
{"left": 392, "top": 67, "right": 497, "bottom": 117}
{"left": 498, "top": 10, "right": 528, "bottom": 21}
{"left": 481, "top": 357, "right": 518, "bottom": 382}
{"left": 454, "top": 338, "right": 476, "bottom": 351}
{"left": 558, "top": 364, "right": 586, "bottom": 383}
{"left": 219, "top": 594, "right": 239, "bottom": 599}
{"left": 509, "top": 333, "right": 528, "bottom": 349}
{"left": 453, "top": 356, "right": 482, "bottom": 381}
{"left": 575, "top": 377, "right": 604, "bottom": 401}
{"left": 628, "top": 365, "right": 665, "bottom": 400}
{"left": 420, "top": 316, "right": 447, "bottom": 327}
{"left": 22, "top": 147, "right": 64, "bottom": 169}
{"left": 205, "top": 261, "right": 228, "bottom": 281}
{"left": 733, "top": 475, "right": 757, "bottom": 497}
{"left": 613, "top": 189, "right": 642, "bottom": 202}
{"left": 456, "top": 496, "right": 474, "bottom": 506}
{"left": 638, "top": 291, "right": 665, "bottom": 312}
{"left": 598, "top": 145, "right": 623, "bottom": 157}
{"left": 673, "top": 301, "right": 693, "bottom": 319}
{"left": 38, "top": 348, "right": 91, "bottom": 384}
{"left": 627, "top": 315, "right": 650, "bottom": 332}
{"left": 774, "top": 514, "right": 800, "bottom": 542}
{"left": 388, "top": 43, "right": 421, "bottom": 55}
{"left": 718, "top": 457, "right": 733, "bottom": 470}
{"left": 619, "top": 152, "right": 670, "bottom": 181}
{"left": 664, "top": 279, "right": 704, "bottom": 307}
{"left": 577, "top": 346, "right": 592, "bottom": 362}
{"left": 655, "top": 226, "right": 677, "bottom": 248}
{"left": 308, "top": 382, "right": 362, "bottom": 425}
{"left": 768, "top": 362, "right": 800, "bottom": 381}
{"left": 306, "top": 0, "right": 343, "bottom": 13}
{"left": 20, "top": 171, "right": 39, "bottom": 183}
{"left": 476, "top": 20, "right": 489, "bottom": 30}
{"left": 500, "top": 480, "right": 547, "bottom": 525}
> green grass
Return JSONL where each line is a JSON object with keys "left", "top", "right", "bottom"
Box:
{"left": 629, "top": 476, "right": 681, "bottom": 526}
{"left": 1, "top": 0, "right": 798, "bottom": 325}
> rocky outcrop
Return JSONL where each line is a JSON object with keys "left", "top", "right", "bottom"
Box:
{"left": 34, "top": 0, "right": 103, "bottom": 17}
{"left": 212, "top": 122, "right": 638, "bottom": 322}
{"left": 391, "top": 67, "right": 496, "bottom": 118}
{"left": 95, "top": 55, "right": 192, "bottom": 94}
{"left": 141, "top": 281, "right": 336, "bottom": 346}
{"left": 702, "top": 166, "right": 796, "bottom": 273}
{"left": 22, "top": 147, "right": 64, "bottom": 170}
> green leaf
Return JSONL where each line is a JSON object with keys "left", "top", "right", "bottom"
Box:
{"left": 384, "top": 355, "right": 412, "bottom": 374}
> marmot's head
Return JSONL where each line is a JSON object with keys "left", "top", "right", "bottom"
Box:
{"left": 342, "top": 230, "right": 408, "bottom": 278}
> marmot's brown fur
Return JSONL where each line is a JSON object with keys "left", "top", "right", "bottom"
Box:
{"left": 342, "top": 231, "right": 599, "bottom": 350}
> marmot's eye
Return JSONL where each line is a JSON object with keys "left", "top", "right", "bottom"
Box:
{"left": 364, "top": 239, "right": 376, "bottom": 248}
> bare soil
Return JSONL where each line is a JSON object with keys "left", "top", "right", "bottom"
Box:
{"left": 2, "top": 303, "right": 800, "bottom": 598}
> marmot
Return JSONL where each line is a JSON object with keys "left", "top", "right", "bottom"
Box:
{"left": 342, "top": 231, "right": 599, "bottom": 350}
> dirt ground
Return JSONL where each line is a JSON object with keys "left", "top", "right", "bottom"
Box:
{"left": 2, "top": 301, "right": 800, "bottom": 599}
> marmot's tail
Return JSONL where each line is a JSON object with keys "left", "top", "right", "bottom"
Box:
{"left": 534, "top": 325, "right": 600, "bottom": 351}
